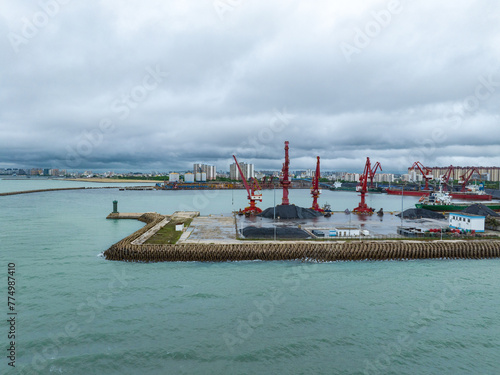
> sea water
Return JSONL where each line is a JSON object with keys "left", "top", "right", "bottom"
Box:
{"left": 1, "top": 180, "right": 499, "bottom": 374}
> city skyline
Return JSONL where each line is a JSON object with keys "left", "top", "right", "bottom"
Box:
{"left": 3, "top": 165, "right": 500, "bottom": 183}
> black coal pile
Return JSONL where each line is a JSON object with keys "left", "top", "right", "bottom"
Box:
{"left": 461, "top": 203, "right": 500, "bottom": 217}
{"left": 259, "top": 205, "right": 322, "bottom": 219}
{"left": 396, "top": 208, "right": 445, "bottom": 220}
{"left": 241, "top": 226, "right": 310, "bottom": 239}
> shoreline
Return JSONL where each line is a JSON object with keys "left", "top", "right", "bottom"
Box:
{"left": 65, "top": 178, "right": 160, "bottom": 183}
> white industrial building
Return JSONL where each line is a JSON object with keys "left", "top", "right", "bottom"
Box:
{"left": 184, "top": 173, "right": 195, "bottom": 183}
{"left": 449, "top": 213, "right": 485, "bottom": 232}
{"left": 313, "top": 227, "right": 369, "bottom": 237}
{"left": 169, "top": 172, "right": 180, "bottom": 183}
{"left": 333, "top": 227, "right": 369, "bottom": 237}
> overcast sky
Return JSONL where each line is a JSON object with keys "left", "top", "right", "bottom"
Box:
{"left": 1, "top": 0, "right": 499, "bottom": 173}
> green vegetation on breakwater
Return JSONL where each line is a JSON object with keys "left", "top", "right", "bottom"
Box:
{"left": 145, "top": 218, "right": 193, "bottom": 245}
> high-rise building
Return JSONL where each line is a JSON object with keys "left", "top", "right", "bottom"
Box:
{"left": 193, "top": 164, "right": 216, "bottom": 180}
{"left": 230, "top": 162, "right": 255, "bottom": 180}
{"left": 427, "top": 166, "right": 500, "bottom": 182}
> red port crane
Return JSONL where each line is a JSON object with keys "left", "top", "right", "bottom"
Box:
{"left": 261, "top": 176, "right": 276, "bottom": 189}
{"left": 369, "top": 161, "right": 382, "bottom": 188}
{"left": 280, "top": 141, "right": 291, "bottom": 205}
{"left": 410, "top": 161, "right": 433, "bottom": 191}
{"left": 232, "top": 155, "right": 262, "bottom": 214}
{"left": 311, "top": 156, "right": 323, "bottom": 212}
{"left": 353, "top": 157, "right": 376, "bottom": 214}
{"left": 458, "top": 167, "right": 480, "bottom": 192}
{"left": 441, "top": 165, "right": 454, "bottom": 191}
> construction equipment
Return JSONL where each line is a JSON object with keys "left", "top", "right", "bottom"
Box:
{"left": 458, "top": 167, "right": 480, "bottom": 192}
{"left": 268, "top": 175, "right": 276, "bottom": 188}
{"left": 440, "top": 165, "right": 454, "bottom": 191}
{"left": 410, "top": 161, "right": 434, "bottom": 191}
{"left": 232, "top": 155, "right": 262, "bottom": 214}
{"left": 280, "top": 141, "right": 291, "bottom": 205}
{"left": 311, "top": 156, "right": 323, "bottom": 212}
{"left": 368, "top": 161, "right": 382, "bottom": 187}
{"left": 261, "top": 175, "right": 276, "bottom": 189}
{"left": 353, "top": 157, "right": 376, "bottom": 214}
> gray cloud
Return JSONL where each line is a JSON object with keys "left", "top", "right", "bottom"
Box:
{"left": 1, "top": 0, "right": 499, "bottom": 173}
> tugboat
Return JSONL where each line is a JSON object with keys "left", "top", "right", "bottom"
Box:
{"left": 322, "top": 203, "right": 332, "bottom": 217}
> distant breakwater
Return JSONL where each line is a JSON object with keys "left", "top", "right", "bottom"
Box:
{"left": 103, "top": 213, "right": 500, "bottom": 262}
{"left": 0, "top": 186, "right": 119, "bottom": 196}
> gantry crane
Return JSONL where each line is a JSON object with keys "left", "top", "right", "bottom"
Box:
{"left": 232, "top": 155, "right": 262, "bottom": 214}
{"left": 311, "top": 156, "right": 323, "bottom": 212}
{"left": 410, "top": 161, "right": 433, "bottom": 191}
{"left": 440, "top": 165, "right": 454, "bottom": 191}
{"left": 353, "top": 157, "right": 376, "bottom": 214}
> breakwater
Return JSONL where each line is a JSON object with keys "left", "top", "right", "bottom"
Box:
{"left": 103, "top": 214, "right": 500, "bottom": 262}
{"left": 0, "top": 186, "right": 123, "bottom": 196}
{"left": 0, "top": 187, "right": 87, "bottom": 196}
{"left": 104, "top": 241, "right": 500, "bottom": 262}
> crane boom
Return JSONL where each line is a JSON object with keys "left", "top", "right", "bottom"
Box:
{"left": 410, "top": 161, "right": 433, "bottom": 190}
{"left": 459, "top": 167, "right": 480, "bottom": 192}
{"left": 441, "top": 165, "right": 454, "bottom": 191}
{"left": 369, "top": 161, "right": 382, "bottom": 187}
{"left": 232, "top": 155, "right": 262, "bottom": 214}
{"left": 233, "top": 155, "right": 251, "bottom": 199}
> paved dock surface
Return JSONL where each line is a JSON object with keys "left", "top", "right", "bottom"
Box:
{"left": 180, "top": 216, "right": 237, "bottom": 243}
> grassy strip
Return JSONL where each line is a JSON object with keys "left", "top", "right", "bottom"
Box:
{"left": 145, "top": 218, "right": 193, "bottom": 245}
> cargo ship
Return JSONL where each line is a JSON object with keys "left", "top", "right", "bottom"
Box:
{"left": 385, "top": 188, "right": 431, "bottom": 197}
{"left": 415, "top": 188, "right": 500, "bottom": 212}
{"left": 449, "top": 184, "right": 492, "bottom": 201}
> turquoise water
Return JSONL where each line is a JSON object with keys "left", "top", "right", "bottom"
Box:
{"left": 1, "top": 180, "right": 499, "bottom": 374}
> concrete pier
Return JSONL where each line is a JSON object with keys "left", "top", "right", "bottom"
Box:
{"left": 106, "top": 212, "right": 151, "bottom": 219}
{"left": 103, "top": 212, "right": 500, "bottom": 262}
